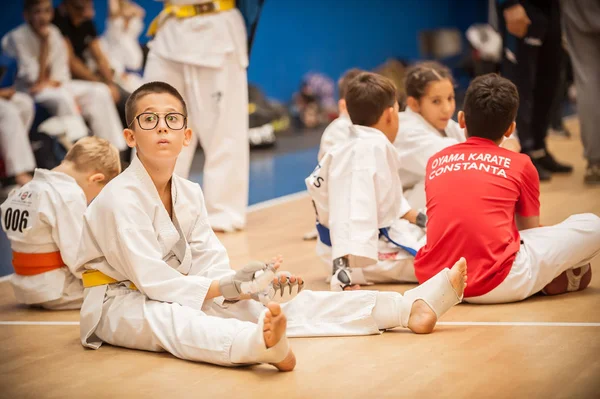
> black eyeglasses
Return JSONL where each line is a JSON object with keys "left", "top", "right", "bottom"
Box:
{"left": 129, "top": 112, "right": 187, "bottom": 130}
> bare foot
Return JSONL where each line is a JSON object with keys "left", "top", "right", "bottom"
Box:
{"left": 408, "top": 257, "right": 467, "bottom": 334}
{"left": 407, "top": 300, "right": 437, "bottom": 334}
{"left": 263, "top": 302, "right": 296, "bottom": 371}
{"left": 448, "top": 257, "right": 468, "bottom": 298}
{"left": 343, "top": 284, "right": 361, "bottom": 291}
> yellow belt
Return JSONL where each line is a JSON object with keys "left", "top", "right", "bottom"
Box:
{"left": 82, "top": 270, "right": 138, "bottom": 290}
{"left": 147, "top": 0, "right": 236, "bottom": 36}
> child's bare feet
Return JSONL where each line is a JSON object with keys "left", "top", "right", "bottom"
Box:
{"left": 263, "top": 302, "right": 296, "bottom": 371}
{"left": 408, "top": 257, "right": 467, "bottom": 334}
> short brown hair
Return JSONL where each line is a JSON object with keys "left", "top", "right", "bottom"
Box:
{"left": 125, "top": 81, "right": 188, "bottom": 128}
{"left": 463, "top": 74, "right": 519, "bottom": 141}
{"left": 405, "top": 61, "right": 454, "bottom": 100}
{"left": 64, "top": 136, "right": 121, "bottom": 183}
{"left": 338, "top": 68, "right": 364, "bottom": 100}
{"left": 345, "top": 72, "right": 397, "bottom": 127}
{"left": 24, "top": 0, "right": 50, "bottom": 10}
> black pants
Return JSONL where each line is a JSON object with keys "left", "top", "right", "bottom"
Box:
{"left": 499, "top": 0, "right": 563, "bottom": 153}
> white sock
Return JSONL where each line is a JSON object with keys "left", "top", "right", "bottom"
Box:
{"left": 371, "top": 291, "right": 403, "bottom": 330}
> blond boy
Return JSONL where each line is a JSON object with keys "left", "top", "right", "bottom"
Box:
{"left": 1, "top": 136, "right": 121, "bottom": 309}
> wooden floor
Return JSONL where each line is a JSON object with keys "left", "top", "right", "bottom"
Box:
{"left": 1, "top": 118, "right": 599, "bottom": 398}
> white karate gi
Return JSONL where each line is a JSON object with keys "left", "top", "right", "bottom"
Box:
{"left": 394, "top": 107, "right": 465, "bottom": 210}
{"left": 307, "top": 125, "right": 425, "bottom": 285}
{"left": 317, "top": 113, "right": 352, "bottom": 161}
{"left": 2, "top": 24, "right": 126, "bottom": 150}
{"left": 77, "top": 155, "right": 449, "bottom": 367}
{"left": 144, "top": 0, "right": 249, "bottom": 231}
{"left": 0, "top": 92, "right": 36, "bottom": 177}
{"left": 0, "top": 169, "right": 86, "bottom": 309}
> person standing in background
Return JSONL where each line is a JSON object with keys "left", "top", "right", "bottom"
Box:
{"left": 143, "top": 0, "right": 261, "bottom": 232}
{"left": 496, "top": 0, "right": 572, "bottom": 181}
{"left": 560, "top": 0, "right": 600, "bottom": 185}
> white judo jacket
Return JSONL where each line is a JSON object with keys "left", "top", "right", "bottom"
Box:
{"left": 77, "top": 156, "right": 235, "bottom": 348}
{"left": 394, "top": 107, "right": 465, "bottom": 191}
{"left": 306, "top": 125, "right": 423, "bottom": 271}
{"left": 0, "top": 169, "right": 86, "bottom": 306}
{"left": 317, "top": 113, "right": 353, "bottom": 161}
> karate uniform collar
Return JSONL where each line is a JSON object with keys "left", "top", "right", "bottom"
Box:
{"left": 33, "top": 168, "right": 79, "bottom": 187}
{"left": 404, "top": 106, "right": 446, "bottom": 135}
{"left": 129, "top": 154, "right": 178, "bottom": 204}
{"left": 350, "top": 124, "right": 388, "bottom": 140}
{"left": 127, "top": 155, "right": 184, "bottom": 249}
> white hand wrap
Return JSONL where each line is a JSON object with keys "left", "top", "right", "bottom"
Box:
{"left": 219, "top": 261, "right": 276, "bottom": 301}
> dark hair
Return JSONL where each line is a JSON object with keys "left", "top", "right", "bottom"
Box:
{"left": 345, "top": 72, "right": 397, "bottom": 127}
{"left": 24, "top": 0, "right": 50, "bottom": 10}
{"left": 463, "top": 74, "right": 519, "bottom": 141}
{"left": 338, "top": 68, "right": 364, "bottom": 100}
{"left": 125, "top": 81, "right": 188, "bottom": 128}
{"left": 404, "top": 61, "right": 454, "bottom": 100}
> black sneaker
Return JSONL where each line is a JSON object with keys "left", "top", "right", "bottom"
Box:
{"left": 584, "top": 163, "right": 600, "bottom": 185}
{"left": 535, "top": 152, "right": 573, "bottom": 174}
{"left": 530, "top": 158, "right": 552, "bottom": 181}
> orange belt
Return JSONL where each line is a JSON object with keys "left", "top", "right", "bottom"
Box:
{"left": 12, "top": 251, "right": 65, "bottom": 276}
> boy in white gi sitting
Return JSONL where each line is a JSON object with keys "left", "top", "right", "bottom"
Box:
{"left": 307, "top": 72, "right": 428, "bottom": 290}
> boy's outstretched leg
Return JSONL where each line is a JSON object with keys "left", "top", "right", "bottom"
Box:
{"left": 371, "top": 257, "right": 467, "bottom": 334}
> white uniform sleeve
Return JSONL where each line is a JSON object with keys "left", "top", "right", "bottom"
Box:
{"left": 397, "top": 195, "right": 412, "bottom": 217}
{"left": 86, "top": 201, "right": 213, "bottom": 309}
{"left": 376, "top": 145, "right": 412, "bottom": 218}
{"left": 1, "top": 31, "right": 39, "bottom": 87}
{"left": 49, "top": 28, "right": 70, "bottom": 83}
{"left": 328, "top": 147, "right": 379, "bottom": 268}
{"left": 187, "top": 186, "right": 234, "bottom": 281}
{"left": 48, "top": 195, "right": 87, "bottom": 276}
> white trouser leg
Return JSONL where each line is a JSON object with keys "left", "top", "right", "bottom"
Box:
{"left": 65, "top": 81, "right": 126, "bottom": 150}
{"left": 0, "top": 96, "right": 36, "bottom": 176}
{"left": 183, "top": 55, "right": 248, "bottom": 230}
{"left": 204, "top": 290, "right": 381, "bottom": 337}
{"left": 11, "top": 92, "right": 35, "bottom": 131}
{"left": 34, "top": 86, "right": 80, "bottom": 117}
{"left": 467, "top": 213, "right": 600, "bottom": 303}
{"left": 94, "top": 289, "right": 286, "bottom": 367}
